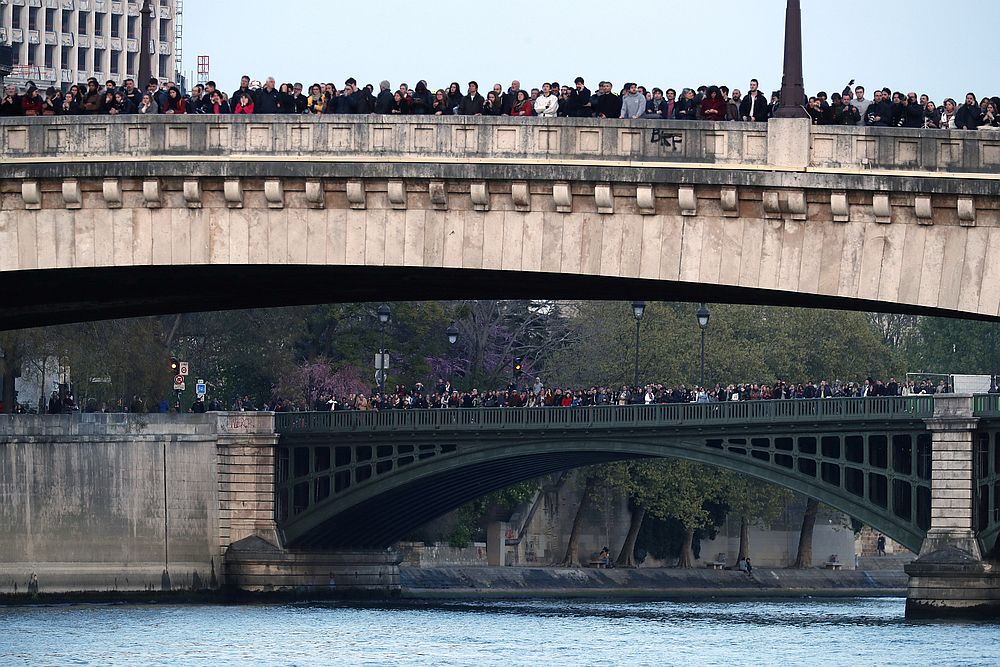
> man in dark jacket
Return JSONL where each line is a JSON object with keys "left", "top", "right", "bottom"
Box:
{"left": 864, "top": 90, "right": 892, "bottom": 126}
{"left": 955, "top": 93, "right": 983, "bottom": 130}
{"left": 0, "top": 85, "right": 22, "bottom": 116}
{"left": 458, "top": 81, "right": 485, "bottom": 115}
{"left": 572, "top": 77, "right": 593, "bottom": 117}
{"left": 901, "top": 92, "right": 924, "bottom": 128}
{"left": 593, "top": 81, "right": 622, "bottom": 119}
{"left": 232, "top": 75, "right": 253, "bottom": 108}
{"left": 373, "top": 80, "right": 394, "bottom": 114}
{"left": 739, "top": 79, "right": 770, "bottom": 122}
{"left": 122, "top": 78, "right": 142, "bottom": 109}
{"left": 289, "top": 83, "right": 309, "bottom": 114}
{"left": 254, "top": 77, "right": 281, "bottom": 114}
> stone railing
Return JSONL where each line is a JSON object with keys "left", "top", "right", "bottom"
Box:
{"left": 1, "top": 115, "right": 998, "bottom": 175}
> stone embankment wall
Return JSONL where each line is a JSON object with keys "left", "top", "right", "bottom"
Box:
{"left": 0, "top": 412, "right": 277, "bottom": 595}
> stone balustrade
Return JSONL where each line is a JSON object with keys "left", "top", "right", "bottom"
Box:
{"left": 1, "top": 116, "right": 998, "bottom": 176}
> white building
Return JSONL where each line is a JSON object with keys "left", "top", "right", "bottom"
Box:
{"left": 0, "top": 0, "right": 178, "bottom": 90}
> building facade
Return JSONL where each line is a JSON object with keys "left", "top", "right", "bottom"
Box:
{"left": 0, "top": 0, "right": 177, "bottom": 89}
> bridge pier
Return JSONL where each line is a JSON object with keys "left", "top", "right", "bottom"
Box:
{"left": 906, "top": 395, "right": 1000, "bottom": 618}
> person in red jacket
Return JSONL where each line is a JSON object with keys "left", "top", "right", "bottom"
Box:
{"left": 510, "top": 90, "right": 534, "bottom": 117}
{"left": 21, "top": 86, "right": 44, "bottom": 116}
{"left": 162, "top": 86, "right": 187, "bottom": 114}
{"left": 234, "top": 92, "right": 255, "bottom": 114}
{"left": 700, "top": 85, "right": 727, "bottom": 122}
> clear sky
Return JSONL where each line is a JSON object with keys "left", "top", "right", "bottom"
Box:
{"left": 184, "top": 0, "right": 998, "bottom": 104}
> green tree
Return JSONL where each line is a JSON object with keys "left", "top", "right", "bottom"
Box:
{"left": 630, "top": 460, "right": 724, "bottom": 568}
{"left": 904, "top": 317, "right": 997, "bottom": 378}
{"left": 717, "top": 472, "right": 792, "bottom": 562}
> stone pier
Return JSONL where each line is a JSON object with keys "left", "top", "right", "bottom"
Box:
{"left": 906, "top": 395, "right": 1000, "bottom": 618}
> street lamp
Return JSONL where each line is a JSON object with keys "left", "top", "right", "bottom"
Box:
{"left": 446, "top": 321, "right": 459, "bottom": 346}
{"left": 377, "top": 304, "right": 391, "bottom": 408}
{"left": 697, "top": 304, "right": 711, "bottom": 387}
{"left": 632, "top": 301, "right": 646, "bottom": 389}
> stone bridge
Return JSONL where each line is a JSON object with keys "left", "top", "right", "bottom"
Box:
{"left": 1, "top": 395, "right": 998, "bottom": 616}
{"left": 1, "top": 116, "right": 1000, "bottom": 328}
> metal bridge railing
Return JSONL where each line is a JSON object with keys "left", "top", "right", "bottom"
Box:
{"left": 274, "top": 397, "right": 935, "bottom": 434}
{"left": 973, "top": 393, "right": 1000, "bottom": 417}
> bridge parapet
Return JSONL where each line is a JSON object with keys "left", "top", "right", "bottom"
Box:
{"left": 1, "top": 116, "right": 998, "bottom": 177}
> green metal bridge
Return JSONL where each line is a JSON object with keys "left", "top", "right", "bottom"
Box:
{"left": 272, "top": 396, "right": 999, "bottom": 555}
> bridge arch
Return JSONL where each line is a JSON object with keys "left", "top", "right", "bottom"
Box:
{"left": 3, "top": 116, "right": 1000, "bottom": 329}
{"left": 277, "top": 404, "right": 932, "bottom": 553}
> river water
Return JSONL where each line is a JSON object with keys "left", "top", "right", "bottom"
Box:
{"left": 0, "top": 598, "right": 997, "bottom": 666}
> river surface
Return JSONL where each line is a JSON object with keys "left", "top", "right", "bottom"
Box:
{"left": 0, "top": 598, "right": 997, "bottom": 666}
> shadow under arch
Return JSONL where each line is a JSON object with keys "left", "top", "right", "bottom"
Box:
{"left": 281, "top": 436, "right": 926, "bottom": 553}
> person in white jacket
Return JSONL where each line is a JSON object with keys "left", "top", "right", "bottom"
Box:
{"left": 534, "top": 83, "right": 559, "bottom": 117}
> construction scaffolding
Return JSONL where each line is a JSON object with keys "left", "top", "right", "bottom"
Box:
{"left": 174, "top": 0, "right": 184, "bottom": 82}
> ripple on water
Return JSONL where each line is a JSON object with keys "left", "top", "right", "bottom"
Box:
{"left": 0, "top": 598, "right": 997, "bottom": 666}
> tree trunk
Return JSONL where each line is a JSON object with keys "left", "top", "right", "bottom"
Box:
{"left": 677, "top": 527, "right": 696, "bottom": 568}
{"left": 1, "top": 370, "right": 15, "bottom": 414}
{"left": 793, "top": 498, "right": 820, "bottom": 568}
{"left": 615, "top": 505, "right": 646, "bottom": 568}
{"left": 737, "top": 515, "right": 750, "bottom": 563}
{"left": 560, "top": 474, "right": 599, "bottom": 567}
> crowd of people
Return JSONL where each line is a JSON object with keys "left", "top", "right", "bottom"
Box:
{"left": 271, "top": 376, "right": 954, "bottom": 413}
{"left": 1, "top": 74, "right": 997, "bottom": 130}
{"left": 8, "top": 375, "right": 960, "bottom": 415}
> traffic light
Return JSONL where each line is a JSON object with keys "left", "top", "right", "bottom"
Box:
{"left": 513, "top": 357, "right": 524, "bottom": 377}
{"left": 169, "top": 356, "right": 179, "bottom": 374}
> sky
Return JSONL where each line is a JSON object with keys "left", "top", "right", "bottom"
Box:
{"left": 184, "top": 0, "right": 998, "bottom": 104}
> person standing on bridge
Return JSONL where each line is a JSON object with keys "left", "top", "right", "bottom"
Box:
{"left": 459, "top": 82, "right": 485, "bottom": 116}
{"left": 535, "top": 83, "right": 559, "bottom": 118}
{"left": 593, "top": 82, "right": 622, "bottom": 119}
{"left": 955, "top": 93, "right": 983, "bottom": 130}
{"left": 619, "top": 83, "right": 645, "bottom": 119}
{"left": 739, "top": 79, "right": 770, "bottom": 122}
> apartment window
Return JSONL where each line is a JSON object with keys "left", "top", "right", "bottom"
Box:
{"left": 111, "top": 14, "right": 121, "bottom": 38}
{"left": 78, "top": 13, "right": 88, "bottom": 35}
{"left": 12, "top": 9, "right": 21, "bottom": 30}
{"left": 94, "top": 48, "right": 105, "bottom": 71}
{"left": 11, "top": 48, "right": 20, "bottom": 66}
{"left": 127, "top": 52, "right": 137, "bottom": 75}
{"left": 28, "top": 8, "right": 39, "bottom": 31}
{"left": 78, "top": 49, "right": 87, "bottom": 71}
{"left": 110, "top": 50, "right": 120, "bottom": 74}
{"left": 62, "top": 11, "right": 72, "bottom": 34}
{"left": 158, "top": 21, "right": 169, "bottom": 42}
{"left": 30, "top": 43, "right": 42, "bottom": 66}
{"left": 45, "top": 8, "right": 56, "bottom": 30}
{"left": 127, "top": 16, "right": 137, "bottom": 36}
{"left": 45, "top": 44, "right": 55, "bottom": 69}
{"left": 61, "top": 46, "right": 72, "bottom": 68}
{"left": 95, "top": 13, "right": 105, "bottom": 37}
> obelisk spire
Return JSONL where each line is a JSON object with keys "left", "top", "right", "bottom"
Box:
{"left": 775, "top": 0, "right": 808, "bottom": 119}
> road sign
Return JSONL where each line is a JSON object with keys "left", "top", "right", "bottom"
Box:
{"left": 173, "top": 375, "right": 185, "bottom": 390}
{"left": 196, "top": 381, "right": 207, "bottom": 397}
{"left": 179, "top": 362, "right": 189, "bottom": 376}
{"left": 373, "top": 352, "right": 390, "bottom": 370}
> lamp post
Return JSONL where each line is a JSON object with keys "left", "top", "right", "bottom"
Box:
{"left": 775, "top": 0, "right": 809, "bottom": 119}
{"left": 697, "top": 304, "right": 711, "bottom": 387}
{"left": 137, "top": 0, "right": 153, "bottom": 91}
{"left": 632, "top": 301, "right": 646, "bottom": 389}
{"left": 446, "top": 321, "right": 459, "bottom": 346}
{"left": 377, "top": 303, "right": 390, "bottom": 408}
